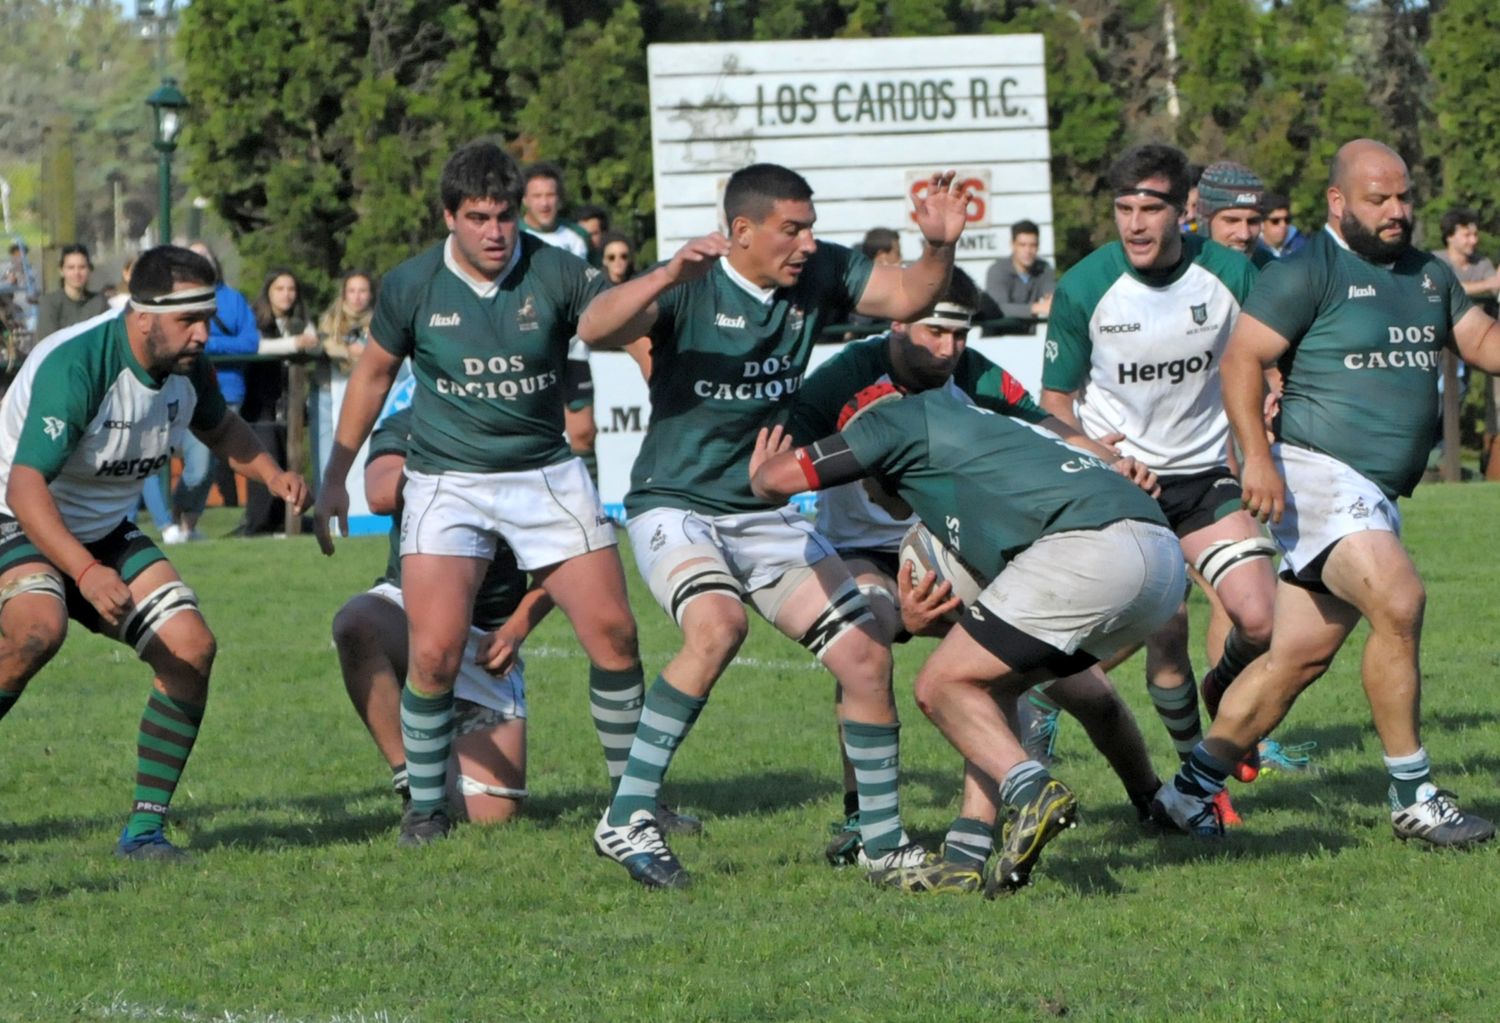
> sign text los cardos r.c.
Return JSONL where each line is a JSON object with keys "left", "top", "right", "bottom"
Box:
{"left": 754, "top": 76, "right": 1025, "bottom": 128}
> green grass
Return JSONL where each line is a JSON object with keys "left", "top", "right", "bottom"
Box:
{"left": 5, "top": 487, "right": 1500, "bottom": 1022}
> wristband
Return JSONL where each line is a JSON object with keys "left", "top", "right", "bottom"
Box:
{"left": 76, "top": 559, "right": 103, "bottom": 586}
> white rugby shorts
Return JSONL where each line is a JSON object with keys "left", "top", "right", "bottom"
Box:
{"left": 367, "top": 581, "right": 527, "bottom": 720}
{"left": 1270, "top": 443, "right": 1401, "bottom": 578}
{"left": 400, "top": 457, "right": 615, "bottom": 571}
{"left": 973, "top": 518, "right": 1185, "bottom": 661}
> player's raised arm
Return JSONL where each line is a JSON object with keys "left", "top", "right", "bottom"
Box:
{"left": 313, "top": 339, "right": 403, "bottom": 554}
{"left": 852, "top": 172, "right": 970, "bottom": 322}
{"left": 576, "top": 234, "right": 729, "bottom": 349}
{"left": 1220, "top": 312, "right": 1291, "bottom": 523}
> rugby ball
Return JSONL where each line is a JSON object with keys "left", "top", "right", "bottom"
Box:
{"left": 898, "top": 522, "right": 984, "bottom": 616}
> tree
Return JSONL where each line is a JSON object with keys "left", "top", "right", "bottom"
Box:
{"left": 1428, "top": 0, "right": 1500, "bottom": 234}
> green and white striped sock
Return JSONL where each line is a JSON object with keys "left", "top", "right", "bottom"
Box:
{"left": 999, "top": 759, "right": 1051, "bottom": 810}
{"left": 843, "top": 720, "right": 906, "bottom": 858}
{"left": 400, "top": 684, "right": 453, "bottom": 813}
{"left": 943, "top": 816, "right": 993, "bottom": 867}
{"left": 609, "top": 676, "right": 705, "bottom": 825}
{"left": 589, "top": 664, "right": 644, "bottom": 787}
{"left": 1148, "top": 680, "right": 1203, "bottom": 760}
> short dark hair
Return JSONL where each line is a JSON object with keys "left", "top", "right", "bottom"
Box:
{"left": 1187, "top": 162, "right": 1205, "bottom": 188}
{"left": 860, "top": 227, "right": 900, "bottom": 260}
{"left": 1107, "top": 145, "right": 1192, "bottom": 209}
{"left": 1010, "top": 219, "right": 1040, "bottom": 240}
{"left": 523, "top": 161, "right": 566, "bottom": 193}
{"left": 440, "top": 141, "right": 525, "bottom": 214}
{"left": 129, "top": 245, "right": 217, "bottom": 301}
{"left": 1263, "top": 192, "right": 1290, "bottom": 214}
{"left": 940, "top": 267, "right": 981, "bottom": 311}
{"left": 723, "top": 163, "right": 814, "bottom": 226}
{"left": 574, "top": 204, "right": 609, "bottom": 229}
{"left": 599, "top": 229, "right": 633, "bottom": 252}
{"left": 59, "top": 243, "right": 92, "bottom": 267}
{"left": 1441, "top": 206, "right": 1480, "bottom": 242}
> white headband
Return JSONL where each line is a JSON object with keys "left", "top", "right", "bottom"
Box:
{"left": 916, "top": 302, "right": 973, "bottom": 330}
{"left": 129, "top": 284, "right": 218, "bottom": 315}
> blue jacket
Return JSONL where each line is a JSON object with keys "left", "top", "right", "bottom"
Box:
{"left": 207, "top": 283, "right": 260, "bottom": 405}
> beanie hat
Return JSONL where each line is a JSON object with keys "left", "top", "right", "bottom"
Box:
{"left": 1197, "top": 162, "right": 1265, "bottom": 219}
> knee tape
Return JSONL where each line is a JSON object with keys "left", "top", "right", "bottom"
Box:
{"left": 651, "top": 543, "right": 740, "bottom": 626}
{"left": 0, "top": 571, "right": 64, "bottom": 612}
{"left": 118, "top": 580, "right": 200, "bottom": 654}
{"left": 457, "top": 775, "right": 529, "bottom": 800}
{"left": 1193, "top": 537, "right": 1278, "bottom": 589}
{"left": 797, "top": 577, "right": 874, "bottom": 662}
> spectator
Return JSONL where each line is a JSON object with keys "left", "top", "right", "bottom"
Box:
{"left": 35, "top": 244, "right": 109, "bottom": 338}
{"left": 599, "top": 230, "right": 636, "bottom": 286}
{"left": 1196, "top": 161, "right": 1272, "bottom": 267}
{"left": 860, "top": 227, "right": 903, "bottom": 266}
{"left": 1433, "top": 207, "right": 1500, "bottom": 314}
{"left": 984, "top": 219, "right": 1055, "bottom": 323}
{"left": 312, "top": 270, "right": 376, "bottom": 492}
{"left": 574, "top": 204, "right": 610, "bottom": 265}
{"left": 3, "top": 241, "right": 40, "bottom": 332}
{"left": 108, "top": 256, "right": 135, "bottom": 311}
{"left": 521, "top": 163, "right": 590, "bottom": 259}
{"left": 1257, "top": 192, "right": 1307, "bottom": 261}
{"left": 241, "top": 269, "right": 320, "bottom": 535}
{"left": 162, "top": 242, "right": 261, "bottom": 543}
{"left": 1180, "top": 162, "right": 1205, "bottom": 234}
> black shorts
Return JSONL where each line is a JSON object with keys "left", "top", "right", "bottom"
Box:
{"left": 1155, "top": 467, "right": 1243, "bottom": 538}
{"left": 0, "top": 515, "right": 167, "bottom": 636}
{"left": 959, "top": 605, "right": 1098, "bottom": 677}
{"left": 835, "top": 546, "right": 901, "bottom": 583}
{"left": 562, "top": 358, "right": 594, "bottom": 412}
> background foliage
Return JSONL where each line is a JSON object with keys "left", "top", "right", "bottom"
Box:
{"left": 2, "top": 1, "right": 1498, "bottom": 300}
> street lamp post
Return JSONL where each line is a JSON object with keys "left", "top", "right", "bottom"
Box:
{"left": 145, "top": 78, "right": 187, "bottom": 245}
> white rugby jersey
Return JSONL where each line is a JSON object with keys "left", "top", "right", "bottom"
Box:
{"left": 1042, "top": 234, "right": 1257, "bottom": 475}
{"left": 0, "top": 312, "right": 225, "bottom": 541}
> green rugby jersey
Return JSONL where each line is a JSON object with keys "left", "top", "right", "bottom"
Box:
{"left": 1247, "top": 227, "right": 1472, "bottom": 499}
{"left": 1042, "top": 233, "right": 1256, "bottom": 475}
{"left": 366, "top": 407, "right": 529, "bottom": 631}
{"left": 625, "top": 241, "right": 873, "bottom": 517}
{"left": 789, "top": 332, "right": 1048, "bottom": 551}
{"left": 0, "top": 313, "right": 225, "bottom": 542}
{"left": 371, "top": 234, "right": 606, "bottom": 474}
{"left": 834, "top": 389, "right": 1166, "bottom": 580}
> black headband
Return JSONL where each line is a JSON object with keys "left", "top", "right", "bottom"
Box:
{"left": 1115, "top": 187, "right": 1183, "bottom": 209}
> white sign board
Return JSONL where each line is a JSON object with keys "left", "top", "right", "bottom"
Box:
{"left": 647, "top": 35, "right": 1054, "bottom": 281}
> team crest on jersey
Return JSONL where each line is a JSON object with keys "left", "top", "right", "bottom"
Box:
{"left": 1190, "top": 303, "right": 1208, "bottom": 326}
{"left": 517, "top": 295, "right": 539, "bottom": 332}
{"left": 1422, "top": 273, "right": 1441, "bottom": 303}
{"left": 42, "top": 416, "right": 66, "bottom": 440}
{"left": 167, "top": 400, "right": 180, "bottom": 423}
{"left": 649, "top": 525, "right": 666, "bottom": 552}
{"left": 1044, "top": 340, "right": 1059, "bottom": 362}
{"left": 788, "top": 304, "right": 805, "bottom": 334}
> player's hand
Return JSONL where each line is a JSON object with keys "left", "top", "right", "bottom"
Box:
{"left": 79, "top": 564, "right": 132, "bottom": 629}
{"left": 748, "top": 425, "right": 793, "bottom": 494}
{"left": 911, "top": 171, "right": 973, "bottom": 248}
{"left": 269, "top": 471, "right": 310, "bottom": 516}
{"left": 474, "top": 629, "right": 521, "bottom": 677}
{"left": 1110, "top": 456, "right": 1160, "bottom": 497}
{"left": 665, "top": 234, "right": 731, "bottom": 285}
{"left": 1240, "top": 452, "right": 1286, "bottom": 524}
{"left": 1096, "top": 432, "right": 1128, "bottom": 456}
{"left": 898, "top": 566, "right": 961, "bottom": 637}
{"left": 313, "top": 479, "right": 349, "bottom": 556}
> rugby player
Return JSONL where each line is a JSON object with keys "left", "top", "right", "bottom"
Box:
{"left": 0, "top": 245, "right": 309, "bottom": 859}
{"left": 332, "top": 406, "right": 551, "bottom": 825}
{"left": 314, "top": 141, "right": 651, "bottom": 848}
{"left": 1040, "top": 144, "right": 1276, "bottom": 822}
{"left": 1154, "top": 139, "right": 1500, "bottom": 845}
{"left": 575, "top": 163, "right": 971, "bottom": 888}
{"left": 751, "top": 386, "right": 1179, "bottom": 895}
{"left": 787, "top": 270, "right": 1165, "bottom": 889}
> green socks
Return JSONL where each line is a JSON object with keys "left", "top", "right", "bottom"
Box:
{"left": 609, "top": 676, "right": 705, "bottom": 825}
{"left": 125, "top": 691, "right": 205, "bottom": 839}
{"left": 400, "top": 684, "right": 454, "bottom": 813}
{"left": 589, "top": 663, "right": 645, "bottom": 787}
{"left": 842, "top": 720, "right": 907, "bottom": 858}
{"left": 1385, "top": 747, "right": 1432, "bottom": 810}
{"left": 943, "top": 816, "right": 993, "bottom": 867}
{"left": 1148, "top": 680, "right": 1203, "bottom": 760}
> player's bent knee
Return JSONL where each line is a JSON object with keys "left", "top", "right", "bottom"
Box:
{"left": 120, "top": 581, "right": 202, "bottom": 657}
{"left": 331, "top": 602, "right": 384, "bottom": 652}
{"left": 1194, "top": 537, "right": 1278, "bottom": 591}
{"left": 1378, "top": 582, "right": 1426, "bottom": 636}
{"left": 793, "top": 578, "right": 875, "bottom": 664}
{"left": 683, "top": 608, "right": 749, "bottom": 661}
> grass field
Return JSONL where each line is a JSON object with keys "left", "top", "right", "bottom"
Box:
{"left": 4, "top": 486, "right": 1500, "bottom": 1023}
